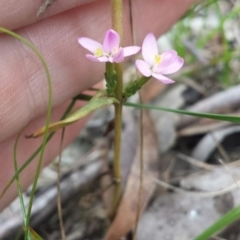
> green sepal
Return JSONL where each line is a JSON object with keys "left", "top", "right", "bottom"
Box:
{"left": 124, "top": 80, "right": 142, "bottom": 97}
{"left": 105, "top": 71, "right": 117, "bottom": 97}
{"left": 124, "top": 76, "right": 151, "bottom": 98}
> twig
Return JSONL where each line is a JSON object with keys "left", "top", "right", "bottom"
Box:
{"left": 133, "top": 93, "right": 144, "bottom": 240}
{"left": 210, "top": 132, "right": 231, "bottom": 163}
{"left": 219, "top": 159, "right": 240, "bottom": 189}
{"left": 57, "top": 129, "right": 66, "bottom": 240}
{"left": 153, "top": 178, "right": 240, "bottom": 198}
{"left": 177, "top": 153, "right": 217, "bottom": 170}
{"left": 37, "top": 0, "right": 58, "bottom": 19}
{"left": 0, "top": 161, "right": 102, "bottom": 239}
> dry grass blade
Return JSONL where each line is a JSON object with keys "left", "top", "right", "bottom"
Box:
{"left": 153, "top": 178, "right": 240, "bottom": 198}
{"left": 177, "top": 153, "right": 217, "bottom": 170}
{"left": 104, "top": 110, "right": 159, "bottom": 240}
{"left": 57, "top": 129, "right": 66, "bottom": 240}
{"left": 29, "top": 228, "right": 43, "bottom": 240}
{"left": 37, "top": 0, "right": 58, "bottom": 18}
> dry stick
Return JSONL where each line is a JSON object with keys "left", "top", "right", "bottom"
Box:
{"left": 57, "top": 128, "right": 66, "bottom": 240}
{"left": 131, "top": 0, "right": 143, "bottom": 235}
{"left": 111, "top": 0, "right": 123, "bottom": 218}
{"left": 133, "top": 94, "right": 144, "bottom": 240}
{"left": 170, "top": 155, "right": 240, "bottom": 185}
{"left": 177, "top": 153, "right": 217, "bottom": 170}
{"left": 210, "top": 132, "right": 231, "bottom": 163}
{"left": 219, "top": 159, "right": 240, "bottom": 189}
{"left": 153, "top": 178, "right": 240, "bottom": 198}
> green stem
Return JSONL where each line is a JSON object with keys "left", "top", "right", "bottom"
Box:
{"left": 0, "top": 27, "right": 52, "bottom": 239}
{"left": 110, "top": 0, "right": 123, "bottom": 218}
{"left": 111, "top": 64, "right": 123, "bottom": 216}
{"left": 14, "top": 130, "right": 27, "bottom": 219}
{"left": 106, "top": 62, "right": 115, "bottom": 76}
{"left": 105, "top": 62, "right": 116, "bottom": 96}
{"left": 14, "top": 129, "right": 31, "bottom": 239}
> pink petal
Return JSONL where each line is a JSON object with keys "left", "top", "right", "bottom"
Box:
{"left": 135, "top": 60, "right": 151, "bottom": 77}
{"left": 78, "top": 37, "right": 103, "bottom": 53}
{"left": 98, "top": 56, "right": 109, "bottom": 62}
{"left": 158, "top": 50, "right": 178, "bottom": 70}
{"left": 112, "top": 48, "right": 124, "bottom": 63}
{"left": 123, "top": 46, "right": 141, "bottom": 57}
{"left": 108, "top": 56, "right": 113, "bottom": 63}
{"left": 103, "top": 29, "right": 120, "bottom": 54}
{"left": 160, "top": 56, "right": 184, "bottom": 74}
{"left": 152, "top": 73, "right": 175, "bottom": 84}
{"left": 142, "top": 33, "right": 158, "bottom": 66}
{"left": 86, "top": 54, "right": 108, "bottom": 62}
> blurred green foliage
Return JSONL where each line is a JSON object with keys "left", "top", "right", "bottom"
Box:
{"left": 166, "top": 0, "right": 240, "bottom": 88}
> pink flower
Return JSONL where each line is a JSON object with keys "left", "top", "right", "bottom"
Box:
{"left": 135, "top": 33, "right": 184, "bottom": 84}
{"left": 78, "top": 29, "right": 140, "bottom": 63}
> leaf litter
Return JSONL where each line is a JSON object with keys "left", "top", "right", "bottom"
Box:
{"left": 104, "top": 109, "right": 159, "bottom": 240}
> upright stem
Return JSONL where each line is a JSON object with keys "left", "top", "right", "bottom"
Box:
{"left": 111, "top": 0, "right": 123, "bottom": 218}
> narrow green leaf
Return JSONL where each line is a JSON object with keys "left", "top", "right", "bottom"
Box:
{"left": 124, "top": 102, "right": 240, "bottom": 123}
{"left": 32, "top": 91, "right": 118, "bottom": 137}
{"left": 0, "top": 27, "right": 53, "bottom": 240}
{"left": 0, "top": 99, "right": 76, "bottom": 200}
{"left": 194, "top": 205, "right": 240, "bottom": 240}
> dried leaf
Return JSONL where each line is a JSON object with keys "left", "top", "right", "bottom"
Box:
{"left": 37, "top": 0, "right": 58, "bottom": 18}
{"left": 30, "top": 91, "right": 118, "bottom": 137}
{"left": 177, "top": 120, "right": 232, "bottom": 137}
{"left": 29, "top": 228, "right": 43, "bottom": 240}
{"left": 104, "top": 110, "right": 159, "bottom": 240}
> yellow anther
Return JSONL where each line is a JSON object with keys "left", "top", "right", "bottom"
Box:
{"left": 154, "top": 54, "right": 162, "bottom": 65}
{"left": 94, "top": 48, "right": 104, "bottom": 57}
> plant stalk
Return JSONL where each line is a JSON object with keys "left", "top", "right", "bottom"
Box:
{"left": 111, "top": 0, "right": 123, "bottom": 218}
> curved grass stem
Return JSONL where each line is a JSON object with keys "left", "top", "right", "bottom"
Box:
{"left": 14, "top": 129, "right": 31, "bottom": 239}
{"left": 0, "top": 27, "right": 52, "bottom": 239}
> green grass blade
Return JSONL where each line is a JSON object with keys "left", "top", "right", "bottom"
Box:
{"left": 124, "top": 102, "right": 240, "bottom": 123}
{"left": 0, "top": 27, "right": 53, "bottom": 239}
{"left": 14, "top": 130, "right": 27, "bottom": 221}
{"left": 194, "top": 205, "right": 240, "bottom": 240}
{"left": 0, "top": 99, "right": 76, "bottom": 199}
{"left": 13, "top": 130, "right": 31, "bottom": 239}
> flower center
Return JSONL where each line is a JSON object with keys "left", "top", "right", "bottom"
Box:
{"left": 154, "top": 54, "right": 162, "bottom": 65}
{"left": 94, "top": 48, "right": 104, "bottom": 57}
